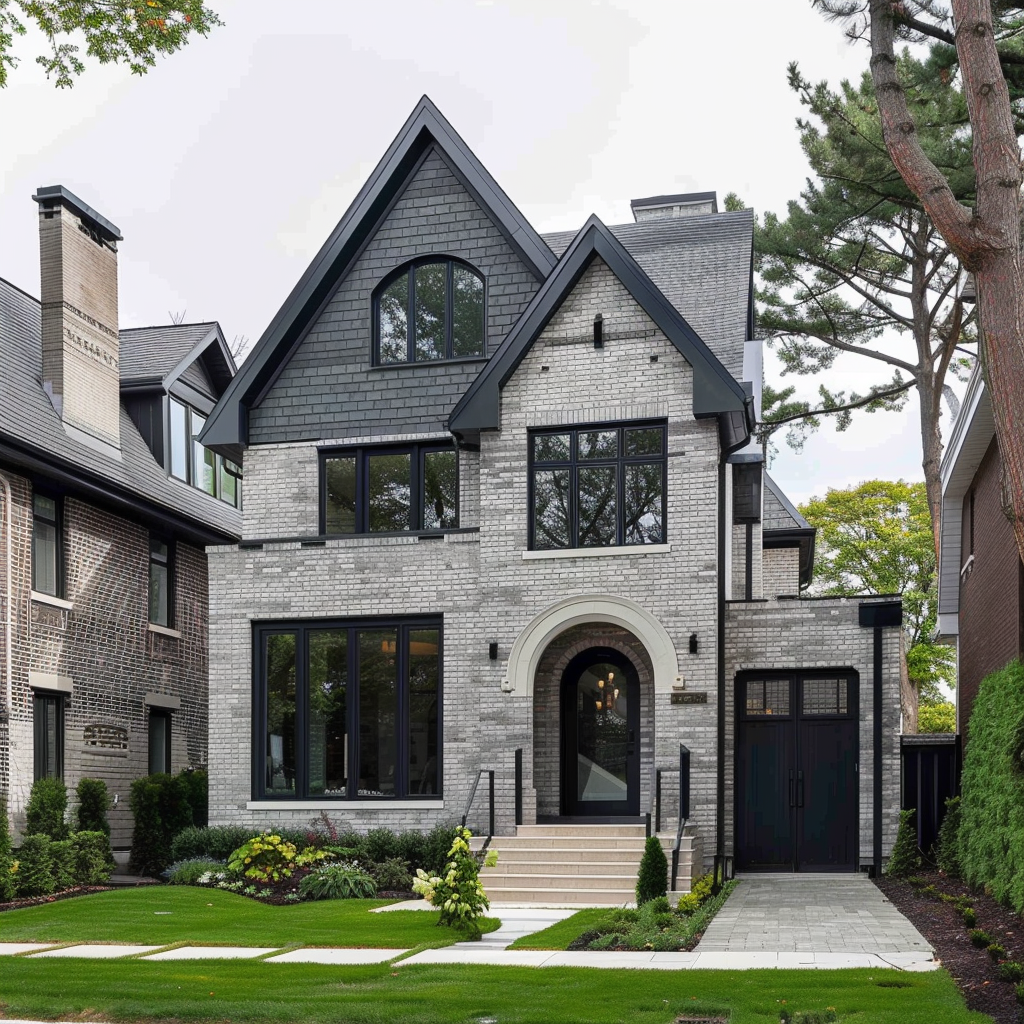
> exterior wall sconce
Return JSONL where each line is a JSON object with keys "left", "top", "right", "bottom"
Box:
{"left": 689, "top": 633, "right": 698, "bottom": 654}
{"left": 593, "top": 313, "right": 604, "bottom": 348}
{"left": 488, "top": 642, "right": 499, "bottom": 661}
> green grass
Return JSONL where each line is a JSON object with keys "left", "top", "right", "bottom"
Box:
{"left": 0, "top": 959, "right": 993, "bottom": 1024}
{"left": 0, "top": 887, "right": 496, "bottom": 948}
{"left": 507, "top": 908, "right": 610, "bottom": 949}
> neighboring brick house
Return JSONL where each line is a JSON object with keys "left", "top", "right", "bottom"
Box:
{"left": 937, "top": 366, "right": 1024, "bottom": 738}
{"left": 0, "top": 186, "right": 242, "bottom": 846}
{"left": 200, "top": 97, "right": 902, "bottom": 879}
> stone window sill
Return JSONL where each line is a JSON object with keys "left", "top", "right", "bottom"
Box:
{"left": 246, "top": 800, "right": 444, "bottom": 811}
{"left": 31, "top": 590, "right": 73, "bottom": 611}
{"left": 522, "top": 544, "right": 671, "bottom": 561}
{"left": 148, "top": 623, "right": 182, "bottom": 639}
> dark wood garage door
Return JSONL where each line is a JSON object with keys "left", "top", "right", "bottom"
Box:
{"left": 736, "top": 672, "right": 858, "bottom": 872}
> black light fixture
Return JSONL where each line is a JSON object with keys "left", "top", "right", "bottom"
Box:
{"left": 689, "top": 633, "right": 698, "bottom": 654}
{"left": 593, "top": 313, "right": 604, "bottom": 348}
{"left": 488, "top": 642, "right": 499, "bottom": 661}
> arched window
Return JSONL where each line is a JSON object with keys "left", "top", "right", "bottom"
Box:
{"left": 375, "top": 258, "right": 485, "bottom": 364}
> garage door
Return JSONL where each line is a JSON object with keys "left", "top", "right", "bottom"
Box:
{"left": 736, "top": 672, "right": 858, "bottom": 872}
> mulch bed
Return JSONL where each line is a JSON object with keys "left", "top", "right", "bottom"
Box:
{"left": 874, "top": 870, "right": 1023, "bottom": 1024}
{"left": 0, "top": 885, "right": 114, "bottom": 913}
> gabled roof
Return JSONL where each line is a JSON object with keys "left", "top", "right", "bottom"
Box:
{"left": 120, "top": 322, "right": 236, "bottom": 395}
{"left": 762, "top": 472, "right": 815, "bottom": 589}
{"left": 201, "top": 96, "right": 557, "bottom": 460}
{"left": 0, "top": 276, "right": 240, "bottom": 545}
{"left": 448, "top": 215, "right": 750, "bottom": 439}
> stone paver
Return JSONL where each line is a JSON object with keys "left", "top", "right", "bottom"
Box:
{"left": 28, "top": 944, "right": 164, "bottom": 958}
{"left": 696, "top": 875, "right": 933, "bottom": 956}
{"left": 0, "top": 943, "right": 58, "bottom": 956}
{"left": 267, "top": 948, "right": 409, "bottom": 964}
{"left": 143, "top": 945, "right": 280, "bottom": 960}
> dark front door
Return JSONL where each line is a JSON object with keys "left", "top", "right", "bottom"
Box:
{"left": 561, "top": 648, "right": 640, "bottom": 817}
{"left": 736, "top": 673, "right": 858, "bottom": 872}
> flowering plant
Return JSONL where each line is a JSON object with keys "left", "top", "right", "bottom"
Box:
{"left": 412, "top": 826, "right": 497, "bottom": 938}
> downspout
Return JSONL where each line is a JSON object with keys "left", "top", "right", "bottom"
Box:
{"left": 0, "top": 471, "right": 12, "bottom": 723}
{"left": 716, "top": 460, "right": 726, "bottom": 867}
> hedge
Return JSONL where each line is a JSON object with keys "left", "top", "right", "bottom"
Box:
{"left": 958, "top": 660, "right": 1024, "bottom": 912}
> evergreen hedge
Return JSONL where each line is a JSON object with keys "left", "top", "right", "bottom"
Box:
{"left": 128, "top": 771, "right": 202, "bottom": 876}
{"left": 24, "top": 777, "right": 69, "bottom": 840}
{"left": 635, "top": 835, "right": 668, "bottom": 905}
{"left": 75, "top": 778, "right": 111, "bottom": 836}
{"left": 958, "top": 660, "right": 1024, "bottom": 912}
{"left": 0, "top": 795, "right": 14, "bottom": 901}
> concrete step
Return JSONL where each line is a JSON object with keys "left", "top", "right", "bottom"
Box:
{"left": 483, "top": 849, "right": 644, "bottom": 867}
{"left": 484, "top": 885, "right": 636, "bottom": 906}
{"left": 481, "top": 871, "right": 638, "bottom": 890}
{"left": 480, "top": 836, "right": 649, "bottom": 851}
{"left": 514, "top": 824, "right": 648, "bottom": 838}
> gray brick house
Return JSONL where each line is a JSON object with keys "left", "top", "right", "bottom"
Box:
{"left": 0, "top": 186, "right": 242, "bottom": 845}
{"left": 201, "top": 98, "right": 902, "bottom": 882}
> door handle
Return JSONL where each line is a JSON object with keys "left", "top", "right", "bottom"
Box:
{"left": 797, "top": 770, "right": 805, "bottom": 808}
{"left": 788, "top": 768, "right": 795, "bottom": 808}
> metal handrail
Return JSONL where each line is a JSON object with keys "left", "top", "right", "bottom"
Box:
{"left": 461, "top": 768, "right": 495, "bottom": 848}
{"left": 643, "top": 745, "right": 691, "bottom": 887}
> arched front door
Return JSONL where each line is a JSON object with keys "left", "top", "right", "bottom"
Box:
{"left": 561, "top": 647, "right": 640, "bottom": 817}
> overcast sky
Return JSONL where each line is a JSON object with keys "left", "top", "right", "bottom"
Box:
{"left": 0, "top": 0, "right": 946, "bottom": 506}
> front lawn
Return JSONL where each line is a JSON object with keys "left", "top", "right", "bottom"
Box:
{"left": 0, "top": 959, "right": 993, "bottom": 1024}
{"left": 0, "top": 887, "right": 494, "bottom": 948}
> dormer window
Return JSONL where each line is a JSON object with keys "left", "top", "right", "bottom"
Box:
{"left": 374, "top": 258, "right": 485, "bottom": 364}
{"left": 169, "top": 397, "right": 242, "bottom": 507}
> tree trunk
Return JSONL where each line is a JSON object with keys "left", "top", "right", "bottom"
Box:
{"left": 900, "top": 629, "right": 918, "bottom": 734}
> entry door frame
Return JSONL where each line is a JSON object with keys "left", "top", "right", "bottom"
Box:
{"left": 560, "top": 646, "right": 641, "bottom": 818}
{"left": 734, "top": 669, "right": 860, "bottom": 872}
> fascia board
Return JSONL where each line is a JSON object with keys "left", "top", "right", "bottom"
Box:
{"left": 163, "top": 324, "right": 230, "bottom": 392}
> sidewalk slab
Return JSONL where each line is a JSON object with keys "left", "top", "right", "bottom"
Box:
{"left": 267, "top": 948, "right": 409, "bottom": 964}
{"left": 143, "top": 946, "right": 280, "bottom": 960}
{"left": 0, "top": 943, "right": 58, "bottom": 956}
{"left": 28, "top": 944, "right": 163, "bottom": 958}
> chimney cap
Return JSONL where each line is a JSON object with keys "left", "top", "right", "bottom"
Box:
{"left": 33, "top": 184, "right": 123, "bottom": 242}
{"left": 630, "top": 191, "right": 718, "bottom": 214}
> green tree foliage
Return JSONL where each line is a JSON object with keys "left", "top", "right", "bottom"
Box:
{"left": 24, "top": 776, "right": 69, "bottom": 841}
{"left": 957, "top": 660, "right": 1024, "bottom": 913}
{"left": 635, "top": 835, "right": 668, "bottom": 905}
{"left": 75, "top": 778, "right": 111, "bottom": 836}
{"left": 0, "top": 0, "right": 222, "bottom": 88}
{"left": 743, "top": 60, "right": 976, "bottom": 544}
{"left": 918, "top": 701, "right": 956, "bottom": 734}
{"left": 800, "top": 480, "right": 954, "bottom": 719}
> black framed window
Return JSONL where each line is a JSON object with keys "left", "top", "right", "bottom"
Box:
{"left": 254, "top": 619, "right": 442, "bottom": 800}
{"left": 169, "top": 397, "right": 242, "bottom": 507}
{"left": 149, "top": 536, "right": 173, "bottom": 627}
{"left": 374, "top": 258, "right": 485, "bottom": 364}
{"left": 321, "top": 444, "right": 458, "bottom": 534}
{"left": 34, "top": 692, "right": 64, "bottom": 780}
{"left": 32, "top": 492, "right": 62, "bottom": 596}
{"left": 149, "top": 710, "right": 172, "bottom": 774}
{"left": 529, "top": 422, "right": 667, "bottom": 550}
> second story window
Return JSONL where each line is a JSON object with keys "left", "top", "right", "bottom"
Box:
{"left": 529, "top": 423, "right": 667, "bottom": 550}
{"left": 321, "top": 444, "right": 458, "bottom": 535}
{"left": 32, "top": 493, "right": 61, "bottom": 596}
{"left": 375, "top": 258, "right": 485, "bottom": 365}
{"left": 149, "top": 536, "right": 173, "bottom": 628}
{"left": 169, "top": 397, "right": 242, "bottom": 508}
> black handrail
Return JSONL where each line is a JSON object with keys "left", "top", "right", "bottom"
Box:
{"left": 514, "top": 748, "right": 523, "bottom": 826}
{"left": 643, "top": 743, "right": 691, "bottom": 891}
{"left": 461, "top": 768, "right": 496, "bottom": 847}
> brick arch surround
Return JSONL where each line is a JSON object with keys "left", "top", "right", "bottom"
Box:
{"left": 532, "top": 623, "right": 655, "bottom": 819}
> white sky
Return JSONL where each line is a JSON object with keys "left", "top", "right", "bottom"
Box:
{"left": 0, "top": 0, "right": 947, "bottom": 507}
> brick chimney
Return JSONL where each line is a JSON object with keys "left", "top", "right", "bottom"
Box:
{"left": 33, "top": 186, "right": 123, "bottom": 449}
{"left": 630, "top": 192, "right": 718, "bottom": 222}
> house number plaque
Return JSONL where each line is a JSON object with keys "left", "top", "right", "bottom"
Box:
{"left": 671, "top": 692, "right": 707, "bottom": 705}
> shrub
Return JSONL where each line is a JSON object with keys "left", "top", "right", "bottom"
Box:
{"left": 677, "top": 872, "right": 714, "bottom": 915}
{"left": 422, "top": 822, "right": 462, "bottom": 875}
{"left": 969, "top": 928, "right": 993, "bottom": 948}
{"left": 934, "top": 796, "right": 962, "bottom": 878}
{"left": 15, "top": 835, "right": 55, "bottom": 897}
{"left": 370, "top": 856, "right": 413, "bottom": 892}
{"left": 363, "top": 827, "right": 400, "bottom": 864}
{"left": 165, "top": 858, "right": 227, "bottom": 885}
{"left": 299, "top": 862, "right": 377, "bottom": 900}
{"left": 636, "top": 835, "right": 668, "bottom": 905}
{"left": 0, "top": 795, "right": 15, "bottom": 902}
{"left": 1017, "top": 982, "right": 1024, "bottom": 1008}
{"left": 885, "top": 809, "right": 921, "bottom": 877}
{"left": 998, "top": 961, "right": 1024, "bottom": 983}
{"left": 71, "top": 830, "right": 114, "bottom": 884}
{"left": 412, "top": 826, "right": 496, "bottom": 938}
{"left": 963, "top": 907, "right": 977, "bottom": 928}
{"left": 395, "top": 829, "right": 427, "bottom": 870}
{"left": 128, "top": 772, "right": 198, "bottom": 876}
{"left": 49, "top": 839, "right": 76, "bottom": 891}
{"left": 988, "top": 942, "right": 1007, "bottom": 962}
{"left": 227, "top": 834, "right": 329, "bottom": 883}
{"left": 75, "top": 778, "right": 111, "bottom": 836}
{"left": 958, "top": 660, "right": 1024, "bottom": 912}
{"left": 170, "top": 825, "right": 252, "bottom": 863}
{"left": 24, "top": 777, "right": 69, "bottom": 841}
{"left": 178, "top": 768, "right": 208, "bottom": 828}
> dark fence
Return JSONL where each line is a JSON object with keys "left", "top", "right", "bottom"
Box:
{"left": 900, "top": 733, "right": 961, "bottom": 854}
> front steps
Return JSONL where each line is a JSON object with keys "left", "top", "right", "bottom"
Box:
{"left": 477, "top": 823, "right": 703, "bottom": 906}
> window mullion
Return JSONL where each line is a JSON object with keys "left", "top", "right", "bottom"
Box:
{"left": 445, "top": 262, "right": 454, "bottom": 359}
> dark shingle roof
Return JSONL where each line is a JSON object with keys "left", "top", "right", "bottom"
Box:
{"left": 120, "top": 323, "right": 218, "bottom": 386}
{"left": 0, "top": 277, "right": 240, "bottom": 543}
{"left": 543, "top": 210, "right": 753, "bottom": 380}
{"left": 764, "top": 473, "right": 812, "bottom": 532}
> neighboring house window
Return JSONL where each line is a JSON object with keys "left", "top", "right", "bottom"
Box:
{"left": 254, "top": 620, "right": 442, "bottom": 800}
{"left": 529, "top": 423, "right": 667, "bottom": 549}
{"left": 321, "top": 444, "right": 458, "bottom": 534}
{"left": 32, "top": 493, "right": 61, "bottom": 596}
{"left": 149, "top": 536, "right": 173, "bottom": 627}
{"left": 34, "top": 692, "right": 64, "bottom": 780}
{"left": 149, "top": 711, "right": 172, "bottom": 774}
{"left": 168, "top": 397, "right": 242, "bottom": 507}
{"left": 374, "top": 258, "right": 485, "bottom": 364}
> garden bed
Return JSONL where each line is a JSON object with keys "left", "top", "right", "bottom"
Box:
{"left": 875, "top": 870, "right": 1023, "bottom": 1024}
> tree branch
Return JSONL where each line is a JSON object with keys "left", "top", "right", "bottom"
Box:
{"left": 763, "top": 379, "right": 915, "bottom": 427}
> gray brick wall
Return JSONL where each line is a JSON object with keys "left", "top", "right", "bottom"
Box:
{"left": 763, "top": 547, "right": 801, "bottom": 598}
{"left": 248, "top": 146, "right": 543, "bottom": 444}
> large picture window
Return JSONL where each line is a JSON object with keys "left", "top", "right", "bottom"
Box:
{"left": 374, "top": 258, "right": 485, "bottom": 364}
{"left": 529, "top": 422, "right": 667, "bottom": 549}
{"left": 168, "top": 397, "right": 242, "bottom": 507}
{"left": 321, "top": 444, "right": 458, "bottom": 534}
{"left": 254, "top": 620, "right": 441, "bottom": 800}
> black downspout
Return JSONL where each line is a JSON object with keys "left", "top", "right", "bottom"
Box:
{"left": 873, "top": 625, "right": 884, "bottom": 876}
{"left": 716, "top": 461, "right": 727, "bottom": 868}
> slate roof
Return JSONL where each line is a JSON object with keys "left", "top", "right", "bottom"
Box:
{"left": 543, "top": 210, "right": 754, "bottom": 382}
{"left": 763, "top": 473, "right": 812, "bottom": 532}
{"left": 0, "top": 276, "right": 241, "bottom": 544}
{"left": 120, "top": 323, "right": 216, "bottom": 386}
